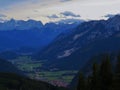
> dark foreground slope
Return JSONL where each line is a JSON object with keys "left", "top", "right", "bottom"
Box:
{"left": 0, "top": 58, "right": 22, "bottom": 74}
{"left": 0, "top": 59, "right": 67, "bottom": 90}
{"left": 0, "top": 73, "right": 67, "bottom": 90}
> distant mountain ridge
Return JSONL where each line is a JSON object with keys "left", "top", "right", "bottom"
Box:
{"left": 0, "top": 19, "right": 83, "bottom": 53}
{"left": 0, "top": 19, "right": 43, "bottom": 31}
{"left": 0, "top": 19, "right": 83, "bottom": 31}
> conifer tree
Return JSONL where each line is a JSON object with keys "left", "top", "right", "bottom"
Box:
{"left": 86, "top": 76, "right": 92, "bottom": 90}
{"left": 112, "top": 53, "right": 120, "bottom": 90}
{"left": 77, "top": 73, "right": 86, "bottom": 90}
{"left": 91, "top": 63, "right": 99, "bottom": 90}
{"left": 99, "top": 54, "right": 113, "bottom": 90}
{"left": 116, "top": 53, "right": 120, "bottom": 74}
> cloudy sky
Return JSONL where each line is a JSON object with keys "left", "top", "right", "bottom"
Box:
{"left": 0, "top": 0, "right": 120, "bottom": 23}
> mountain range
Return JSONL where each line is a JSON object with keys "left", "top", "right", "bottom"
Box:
{"left": 0, "top": 19, "right": 83, "bottom": 53}
{"left": 35, "top": 15, "right": 120, "bottom": 70}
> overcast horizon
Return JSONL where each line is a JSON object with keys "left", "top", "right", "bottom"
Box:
{"left": 0, "top": 0, "right": 120, "bottom": 23}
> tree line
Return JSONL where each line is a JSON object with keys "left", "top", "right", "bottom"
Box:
{"left": 77, "top": 53, "right": 120, "bottom": 90}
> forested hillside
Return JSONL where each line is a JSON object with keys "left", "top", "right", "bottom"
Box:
{"left": 75, "top": 53, "right": 120, "bottom": 90}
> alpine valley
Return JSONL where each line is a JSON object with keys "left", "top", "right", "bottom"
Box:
{"left": 1, "top": 14, "right": 120, "bottom": 90}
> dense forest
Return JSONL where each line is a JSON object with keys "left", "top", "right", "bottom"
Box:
{"left": 77, "top": 53, "right": 120, "bottom": 90}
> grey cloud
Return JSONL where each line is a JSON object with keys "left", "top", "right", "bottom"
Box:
{"left": 27, "top": 17, "right": 31, "bottom": 19}
{"left": 104, "top": 14, "right": 115, "bottom": 18}
{"left": 34, "top": 9, "right": 39, "bottom": 13}
{"left": 0, "top": 14, "right": 7, "bottom": 22}
{"left": 60, "top": 0, "right": 72, "bottom": 2}
{"left": 57, "top": 18, "right": 84, "bottom": 24}
{"left": 60, "top": 11, "right": 80, "bottom": 17}
{"left": 0, "top": 14, "right": 7, "bottom": 18}
{"left": 0, "top": 18, "right": 4, "bottom": 21}
{"left": 47, "top": 14, "right": 59, "bottom": 19}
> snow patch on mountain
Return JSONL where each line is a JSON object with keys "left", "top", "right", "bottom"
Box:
{"left": 58, "top": 48, "right": 76, "bottom": 58}
{"left": 73, "top": 30, "right": 89, "bottom": 40}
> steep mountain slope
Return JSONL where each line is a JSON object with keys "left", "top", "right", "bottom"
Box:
{"left": 0, "top": 30, "right": 55, "bottom": 52}
{"left": 42, "top": 35, "right": 120, "bottom": 70}
{"left": 36, "top": 15, "right": 120, "bottom": 70}
{"left": 0, "top": 51, "right": 19, "bottom": 60}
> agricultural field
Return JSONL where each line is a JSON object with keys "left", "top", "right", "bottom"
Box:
{"left": 10, "top": 56, "right": 78, "bottom": 84}
{"left": 28, "top": 71, "right": 77, "bottom": 83}
{"left": 10, "top": 56, "right": 44, "bottom": 71}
